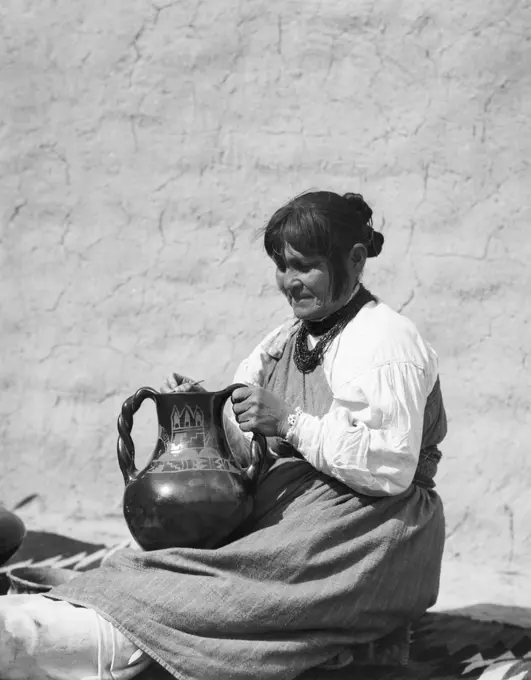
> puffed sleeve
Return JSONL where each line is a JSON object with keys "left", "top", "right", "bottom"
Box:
{"left": 284, "top": 361, "right": 434, "bottom": 496}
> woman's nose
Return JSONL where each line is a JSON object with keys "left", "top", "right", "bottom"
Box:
{"left": 284, "top": 269, "right": 302, "bottom": 292}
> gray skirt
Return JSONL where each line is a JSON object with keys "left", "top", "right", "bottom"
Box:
{"left": 49, "top": 458, "right": 445, "bottom": 680}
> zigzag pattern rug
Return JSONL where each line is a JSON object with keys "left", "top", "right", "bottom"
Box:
{"left": 1, "top": 531, "right": 530, "bottom": 680}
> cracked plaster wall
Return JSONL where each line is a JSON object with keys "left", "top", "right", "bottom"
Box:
{"left": 0, "top": 0, "right": 530, "bottom": 569}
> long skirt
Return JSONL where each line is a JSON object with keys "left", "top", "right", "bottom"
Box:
{"left": 48, "top": 458, "right": 445, "bottom": 680}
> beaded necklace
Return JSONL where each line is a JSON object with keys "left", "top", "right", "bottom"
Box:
{"left": 293, "top": 285, "right": 376, "bottom": 374}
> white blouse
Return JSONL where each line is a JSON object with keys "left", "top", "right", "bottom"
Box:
{"left": 231, "top": 299, "right": 441, "bottom": 497}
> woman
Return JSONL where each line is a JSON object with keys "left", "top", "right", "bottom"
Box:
{"left": 0, "top": 191, "right": 447, "bottom": 680}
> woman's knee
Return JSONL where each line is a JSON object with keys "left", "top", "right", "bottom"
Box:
{"left": 0, "top": 594, "right": 151, "bottom": 680}
{"left": 0, "top": 595, "right": 46, "bottom": 679}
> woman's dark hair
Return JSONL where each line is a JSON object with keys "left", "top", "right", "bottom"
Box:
{"left": 263, "top": 190, "right": 384, "bottom": 299}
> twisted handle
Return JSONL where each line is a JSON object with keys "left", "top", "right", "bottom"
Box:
{"left": 117, "top": 387, "right": 159, "bottom": 485}
{"left": 216, "top": 383, "right": 267, "bottom": 486}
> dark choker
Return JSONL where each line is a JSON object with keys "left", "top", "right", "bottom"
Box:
{"left": 293, "top": 285, "right": 376, "bottom": 374}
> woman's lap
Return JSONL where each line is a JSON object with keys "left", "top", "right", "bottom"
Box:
{"left": 41, "top": 459, "right": 445, "bottom": 680}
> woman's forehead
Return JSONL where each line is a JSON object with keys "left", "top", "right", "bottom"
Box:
{"left": 283, "top": 244, "right": 322, "bottom": 261}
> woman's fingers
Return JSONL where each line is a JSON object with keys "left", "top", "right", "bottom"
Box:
{"left": 231, "top": 399, "right": 250, "bottom": 416}
{"left": 231, "top": 387, "right": 252, "bottom": 403}
{"left": 160, "top": 372, "right": 198, "bottom": 393}
{"left": 229, "top": 392, "right": 255, "bottom": 432}
{"left": 160, "top": 376, "right": 174, "bottom": 394}
{"left": 173, "top": 372, "right": 193, "bottom": 387}
{"left": 237, "top": 419, "right": 253, "bottom": 433}
{"left": 172, "top": 383, "right": 201, "bottom": 393}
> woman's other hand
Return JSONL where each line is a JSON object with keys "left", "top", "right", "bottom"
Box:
{"left": 231, "top": 386, "right": 292, "bottom": 438}
{"left": 160, "top": 373, "right": 207, "bottom": 394}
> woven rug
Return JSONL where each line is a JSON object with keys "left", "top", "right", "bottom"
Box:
{"left": 1, "top": 531, "right": 530, "bottom": 680}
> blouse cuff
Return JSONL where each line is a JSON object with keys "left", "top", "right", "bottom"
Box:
{"left": 284, "top": 411, "right": 325, "bottom": 469}
{"left": 285, "top": 406, "right": 303, "bottom": 440}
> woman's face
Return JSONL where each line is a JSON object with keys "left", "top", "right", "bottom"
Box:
{"left": 275, "top": 244, "right": 356, "bottom": 321}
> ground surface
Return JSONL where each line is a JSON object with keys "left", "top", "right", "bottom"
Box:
{"left": 0, "top": 0, "right": 530, "bottom": 611}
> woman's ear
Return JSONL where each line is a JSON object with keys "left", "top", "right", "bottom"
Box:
{"left": 350, "top": 243, "right": 368, "bottom": 277}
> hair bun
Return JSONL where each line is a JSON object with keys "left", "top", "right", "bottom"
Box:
{"left": 343, "top": 192, "right": 373, "bottom": 223}
{"left": 367, "top": 230, "right": 384, "bottom": 258}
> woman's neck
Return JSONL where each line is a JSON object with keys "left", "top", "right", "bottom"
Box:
{"left": 304, "top": 282, "right": 362, "bottom": 337}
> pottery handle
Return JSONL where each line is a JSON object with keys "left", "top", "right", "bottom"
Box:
{"left": 217, "top": 383, "right": 267, "bottom": 485}
{"left": 117, "top": 387, "right": 159, "bottom": 485}
{"left": 246, "top": 433, "right": 267, "bottom": 485}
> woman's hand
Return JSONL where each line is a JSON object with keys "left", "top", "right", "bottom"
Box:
{"left": 231, "top": 386, "right": 292, "bottom": 438}
{"left": 160, "top": 372, "right": 207, "bottom": 394}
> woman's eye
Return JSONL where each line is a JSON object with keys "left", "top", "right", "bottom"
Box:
{"left": 296, "top": 263, "right": 312, "bottom": 273}
{"left": 276, "top": 259, "right": 314, "bottom": 275}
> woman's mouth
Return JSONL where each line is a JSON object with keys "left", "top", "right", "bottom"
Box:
{"left": 284, "top": 291, "right": 312, "bottom": 304}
